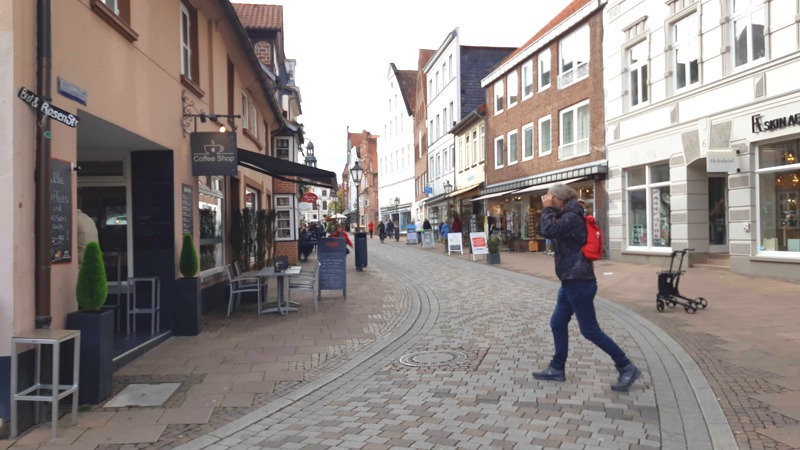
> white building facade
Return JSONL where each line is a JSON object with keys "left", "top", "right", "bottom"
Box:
{"left": 604, "top": 0, "right": 800, "bottom": 278}
{"left": 378, "top": 64, "right": 416, "bottom": 230}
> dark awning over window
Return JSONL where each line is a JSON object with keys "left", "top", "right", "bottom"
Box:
{"left": 238, "top": 149, "right": 337, "bottom": 189}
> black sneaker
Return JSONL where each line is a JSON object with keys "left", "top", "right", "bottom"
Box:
{"left": 611, "top": 363, "right": 641, "bottom": 392}
{"left": 532, "top": 366, "right": 566, "bottom": 382}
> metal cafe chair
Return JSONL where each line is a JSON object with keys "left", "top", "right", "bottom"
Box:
{"left": 287, "top": 261, "right": 321, "bottom": 312}
{"left": 225, "top": 264, "right": 262, "bottom": 317}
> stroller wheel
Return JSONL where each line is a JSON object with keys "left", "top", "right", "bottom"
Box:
{"left": 656, "top": 299, "right": 665, "bottom": 312}
{"left": 696, "top": 297, "right": 708, "bottom": 309}
{"left": 684, "top": 303, "right": 697, "bottom": 314}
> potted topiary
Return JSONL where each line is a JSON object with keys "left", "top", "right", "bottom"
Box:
{"left": 66, "top": 241, "right": 114, "bottom": 404}
{"left": 487, "top": 235, "right": 501, "bottom": 265}
{"left": 174, "top": 233, "right": 202, "bottom": 336}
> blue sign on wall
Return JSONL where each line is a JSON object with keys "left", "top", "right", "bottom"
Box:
{"left": 424, "top": 185, "right": 433, "bottom": 195}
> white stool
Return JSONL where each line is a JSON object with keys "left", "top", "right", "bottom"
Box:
{"left": 126, "top": 276, "right": 161, "bottom": 335}
{"left": 10, "top": 329, "right": 80, "bottom": 442}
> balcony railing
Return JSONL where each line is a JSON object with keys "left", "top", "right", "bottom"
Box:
{"left": 558, "top": 138, "right": 590, "bottom": 160}
{"left": 557, "top": 62, "right": 589, "bottom": 89}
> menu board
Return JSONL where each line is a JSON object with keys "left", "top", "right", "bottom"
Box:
{"left": 421, "top": 230, "right": 435, "bottom": 248}
{"left": 51, "top": 158, "right": 72, "bottom": 263}
{"left": 181, "top": 184, "right": 193, "bottom": 236}
{"left": 318, "top": 237, "right": 346, "bottom": 297}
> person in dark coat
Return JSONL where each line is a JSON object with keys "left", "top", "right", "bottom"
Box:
{"left": 533, "top": 183, "right": 641, "bottom": 392}
{"left": 386, "top": 220, "right": 395, "bottom": 241}
{"left": 378, "top": 221, "right": 386, "bottom": 243}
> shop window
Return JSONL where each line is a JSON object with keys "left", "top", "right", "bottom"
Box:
{"left": 758, "top": 141, "right": 800, "bottom": 252}
{"left": 626, "top": 164, "right": 671, "bottom": 249}
{"left": 275, "top": 195, "right": 295, "bottom": 241}
{"left": 198, "top": 176, "right": 225, "bottom": 272}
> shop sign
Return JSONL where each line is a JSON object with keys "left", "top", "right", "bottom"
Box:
{"left": 651, "top": 189, "right": 661, "bottom": 242}
{"left": 57, "top": 77, "right": 88, "bottom": 105}
{"left": 301, "top": 192, "right": 318, "bottom": 203}
{"left": 752, "top": 113, "right": 800, "bottom": 133}
{"left": 191, "top": 132, "right": 238, "bottom": 176}
{"left": 707, "top": 149, "right": 738, "bottom": 173}
{"left": 17, "top": 87, "right": 79, "bottom": 127}
{"left": 424, "top": 185, "right": 433, "bottom": 195}
{"left": 469, "top": 232, "right": 488, "bottom": 255}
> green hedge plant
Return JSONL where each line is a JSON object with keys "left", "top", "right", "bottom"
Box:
{"left": 179, "top": 234, "right": 199, "bottom": 278}
{"left": 487, "top": 235, "right": 501, "bottom": 254}
{"left": 76, "top": 241, "right": 108, "bottom": 311}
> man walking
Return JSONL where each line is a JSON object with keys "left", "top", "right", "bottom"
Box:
{"left": 368, "top": 221, "right": 374, "bottom": 239}
{"left": 533, "top": 184, "right": 641, "bottom": 392}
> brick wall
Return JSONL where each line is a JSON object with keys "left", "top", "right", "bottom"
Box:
{"left": 484, "top": 12, "right": 606, "bottom": 187}
{"left": 254, "top": 41, "right": 271, "bottom": 68}
{"left": 274, "top": 240, "right": 298, "bottom": 266}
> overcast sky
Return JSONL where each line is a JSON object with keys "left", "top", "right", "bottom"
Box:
{"left": 237, "top": 0, "right": 573, "bottom": 180}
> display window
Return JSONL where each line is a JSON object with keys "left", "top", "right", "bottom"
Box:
{"left": 198, "top": 175, "right": 225, "bottom": 271}
{"left": 757, "top": 140, "right": 800, "bottom": 253}
{"left": 626, "top": 164, "right": 671, "bottom": 249}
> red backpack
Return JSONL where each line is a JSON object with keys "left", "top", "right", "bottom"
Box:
{"left": 582, "top": 215, "right": 603, "bottom": 261}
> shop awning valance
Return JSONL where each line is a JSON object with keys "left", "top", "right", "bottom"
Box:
{"left": 512, "top": 177, "right": 586, "bottom": 194}
{"left": 238, "top": 149, "right": 337, "bottom": 189}
{"left": 446, "top": 183, "right": 482, "bottom": 199}
{"left": 471, "top": 189, "right": 517, "bottom": 202}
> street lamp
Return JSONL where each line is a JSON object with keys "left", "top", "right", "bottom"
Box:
{"left": 350, "top": 161, "right": 363, "bottom": 232}
{"left": 443, "top": 180, "right": 453, "bottom": 221}
{"left": 394, "top": 197, "right": 400, "bottom": 241}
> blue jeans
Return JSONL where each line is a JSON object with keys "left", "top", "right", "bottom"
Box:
{"left": 548, "top": 280, "right": 630, "bottom": 371}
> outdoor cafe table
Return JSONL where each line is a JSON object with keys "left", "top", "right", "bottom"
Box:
{"left": 241, "top": 266, "right": 302, "bottom": 315}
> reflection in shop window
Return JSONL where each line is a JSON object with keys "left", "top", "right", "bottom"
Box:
{"left": 199, "top": 176, "right": 224, "bottom": 271}
{"left": 758, "top": 141, "right": 800, "bottom": 252}
{"left": 626, "top": 164, "right": 671, "bottom": 249}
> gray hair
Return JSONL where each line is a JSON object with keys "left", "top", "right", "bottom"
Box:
{"left": 548, "top": 184, "right": 579, "bottom": 202}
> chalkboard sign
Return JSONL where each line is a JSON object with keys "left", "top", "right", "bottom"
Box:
{"left": 447, "top": 233, "right": 463, "bottom": 255}
{"left": 421, "top": 230, "right": 435, "bottom": 248}
{"left": 51, "top": 158, "right": 72, "bottom": 263}
{"left": 181, "top": 184, "right": 193, "bottom": 236}
{"left": 318, "top": 237, "right": 347, "bottom": 298}
{"left": 132, "top": 152, "right": 174, "bottom": 251}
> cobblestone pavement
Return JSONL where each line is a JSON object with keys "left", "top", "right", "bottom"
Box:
{"left": 171, "top": 241, "right": 734, "bottom": 450}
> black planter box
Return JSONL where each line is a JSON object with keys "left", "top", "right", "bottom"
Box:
{"left": 487, "top": 253, "right": 501, "bottom": 265}
{"left": 65, "top": 309, "right": 113, "bottom": 404}
{"left": 174, "top": 277, "right": 202, "bottom": 336}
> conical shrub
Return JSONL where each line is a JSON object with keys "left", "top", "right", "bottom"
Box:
{"left": 179, "top": 234, "right": 199, "bottom": 278}
{"left": 76, "top": 241, "right": 108, "bottom": 311}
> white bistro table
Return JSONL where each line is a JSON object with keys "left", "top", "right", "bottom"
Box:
{"left": 242, "top": 266, "right": 302, "bottom": 315}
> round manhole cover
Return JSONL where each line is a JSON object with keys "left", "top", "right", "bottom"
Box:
{"left": 398, "top": 350, "right": 468, "bottom": 367}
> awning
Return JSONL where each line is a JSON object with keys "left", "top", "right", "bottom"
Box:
{"left": 513, "top": 177, "right": 586, "bottom": 194}
{"left": 446, "top": 183, "right": 482, "bottom": 199}
{"left": 472, "top": 189, "right": 518, "bottom": 202}
{"left": 238, "top": 149, "right": 338, "bottom": 189}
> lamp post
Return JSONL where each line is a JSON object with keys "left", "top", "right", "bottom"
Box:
{"left": 394, "top": 197, "right": 400, "bottom": 241}
{"left": 350, "top": 161, "right": 363, "bottom": 232}
{"left": 443, "top": 180, "right": 453, "bottom": 221}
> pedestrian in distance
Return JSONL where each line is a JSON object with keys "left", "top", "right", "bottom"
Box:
{"left": 386, "top": 220, "right": 395, "bottom": 242}
{"left": 378, "top": 221, "right": 386, "bottom": 243}
{"left": 533, "top": 183, "right": 641, "bottom": 392}
{"left": 331, "top": 223, "right": 354, "bottom": 254}
{"left": 368, "top": 221, "right": 374, "bottom": 239}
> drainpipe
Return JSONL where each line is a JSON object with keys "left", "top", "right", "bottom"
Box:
{"left": 34, "top": 0, "right": 52, "bottom": 329}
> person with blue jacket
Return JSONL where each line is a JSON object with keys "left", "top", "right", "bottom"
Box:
{"left": 533, "top": 184, "right": 641, "bottom": 392}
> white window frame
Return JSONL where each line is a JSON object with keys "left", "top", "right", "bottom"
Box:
{"left": 507, "top": 71, "right": 519, "bottom": 108}
{"left": 471, "top": 130, "right": 478, "bottom": 166}
{"left": 522, "top": 60, "right": 534, "bottom": 100}
{"left": 180, "top": 3, "right": 192, "bottom": 79}
{"left": 458, "top": 137, "right": 465, "bottom": 171}
{"left": 479, "top": 125, "right": 485, "bottom": 162}
{"left": 625, "top": 164, "right": 671, "bottom": 251}
{"left": 198, "top": 175, "right": 226, "bottom": 274}
{"left": 538, "top": 115, "right": 552, "bottom": 156}
{"left": 241, "top": 92, "right": 250, "bottom": 131}
{"left": 558, "top": 24, "right": 590, "bottom": 89}
{"left": 250, "top": 104, "right": 258, "bottom": 137}
{"left": 275, "top": 194, "right": 296, "bottom": 241}
{"left": 539, "top": 48, "right": 551, "bottom": 90}
{"left": 465, "top": 134, "right": 471, "bottom": 168}
{"left": 429, "top": 156, "right": 435, "bottom": 178}
{"left": 507, "top": 129, "right": 519, "bottom": 165}
{"left": 731, "top": 0, "right": 766, "bottom": 70}
{"left": 627, "top": 40, "right": 649, "bottom": 109}
{"left": 494, "top": 79, "right": 505, "bottom": 115}
{"left": 494, "top": 136, "right": 504, "bottom": 169}
{"left": 103, "top": 0, "right": 120, "bottom": 15}
{"left": 559, "top": 101, "right": 590, "bottom": 160}
{"left": 672, "top": 11, "right": 700, "bottom": 93}
{"left": 522, "top": 122, "right": 535, "bottom": 161}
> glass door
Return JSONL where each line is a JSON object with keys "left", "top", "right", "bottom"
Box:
{"left": 708, "top": 177, "right": 728, "bottom": 253}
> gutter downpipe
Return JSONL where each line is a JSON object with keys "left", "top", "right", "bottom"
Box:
{"left": 34, "top": 0, "right": 53, "bottom": 329}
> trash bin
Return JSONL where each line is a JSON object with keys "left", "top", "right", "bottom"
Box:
{"left": 354, "top": 232, "right": 368, "bottom": 271}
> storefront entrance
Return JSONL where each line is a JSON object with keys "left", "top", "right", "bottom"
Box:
{"left": 708, "top": 176, "right": 728, "bottom": 253}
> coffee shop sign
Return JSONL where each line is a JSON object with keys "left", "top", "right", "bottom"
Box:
{"left": 18, "top": 87, "right": 79, "bottom": 128}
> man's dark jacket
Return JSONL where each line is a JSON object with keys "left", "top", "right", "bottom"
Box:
{"left": 540, "top": 199, "right": 595, "bottom": 281}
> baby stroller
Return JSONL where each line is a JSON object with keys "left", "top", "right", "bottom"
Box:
{"left": 656, "top": 248, "right": 708, "bottom": 314}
